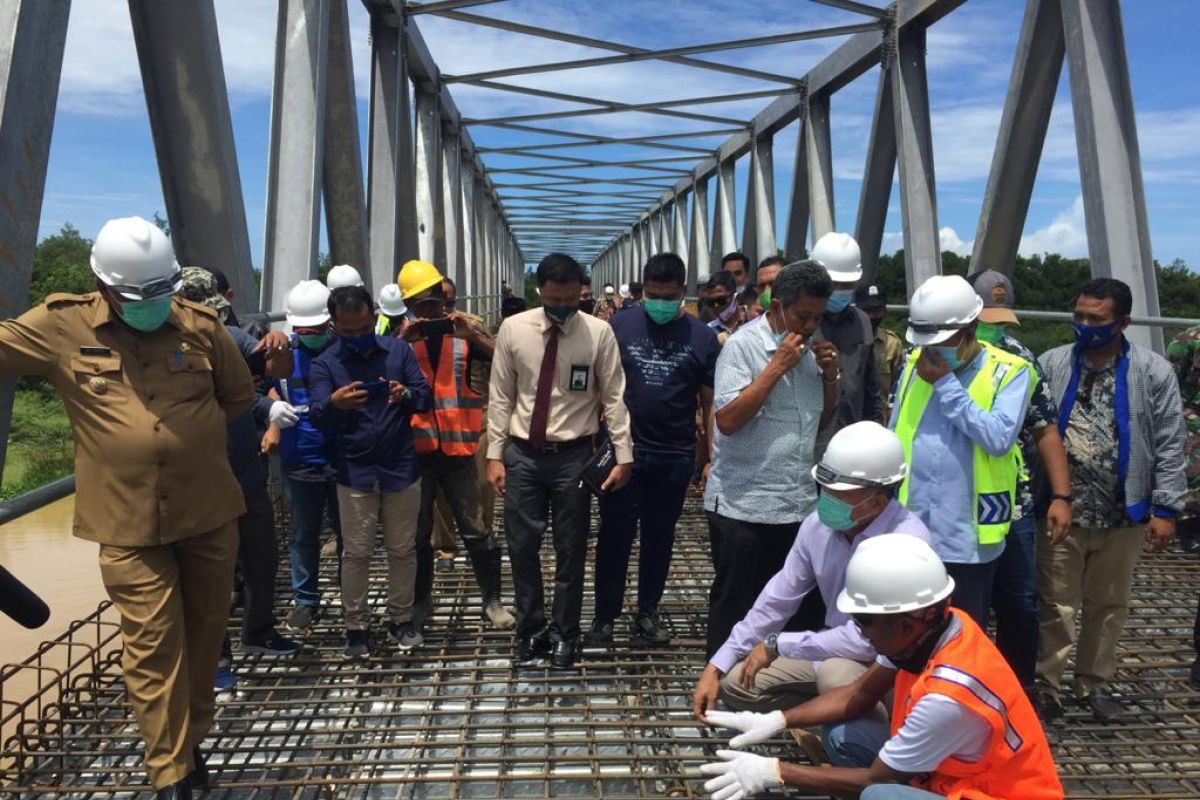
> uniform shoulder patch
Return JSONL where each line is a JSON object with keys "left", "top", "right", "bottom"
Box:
{"left": 45, "top": 291, "right": 97, "bottom": 307}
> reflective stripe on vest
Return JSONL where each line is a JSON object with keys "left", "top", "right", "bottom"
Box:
{"left": 893, "top": 343, "right": 1035, "bottom": 544}
{"left": 890, "top": 610, "right": 1065, "bottom": 800}
{"left": 411, "top": 336, "right": 483, "bottom": 456}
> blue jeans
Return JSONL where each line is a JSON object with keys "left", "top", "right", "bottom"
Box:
{"left": 595, "top": 449, "right": 694, "bottom": 622}
{"left": 822, "top": 718, "right": 890, "bottom": 768}
{"left": 284, "top": 473, "right": 342, "bottom": 607}
{"left": 991, "top": 516, "right": 1038, "bottom": 686}
{"left": 945, "top": 558, "right": 1001, "bottom": 630}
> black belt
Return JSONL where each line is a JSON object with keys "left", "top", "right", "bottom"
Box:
{"left": 511, "top": 436, "right": 591, "bottom": 453}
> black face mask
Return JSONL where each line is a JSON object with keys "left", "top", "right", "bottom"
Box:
{"left": 889, "top": 609, "right": 952, "bottom": 674}
{"left": 579, "top": 298, "right": 596, "bottom": 314}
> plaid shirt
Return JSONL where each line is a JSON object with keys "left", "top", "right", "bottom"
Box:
{"left": 1040, "top": 340, "right": 1187, "bottom": 521}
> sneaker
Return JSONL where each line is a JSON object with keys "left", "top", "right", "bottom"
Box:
{"left": 343, "top": 629, "right": 370, "bottom": 660}
{"left": 388, "top": 622, "right": 423, "bottom": 651}
{"left": 631, "top": 611, "right": 672, "bottom": 646}
{"left": 1190, "top": 657, "right": 1200, "bottom": 691}
{"left": 586, "top": 618, "right": 614, "bottom": 645}
{"left": 287, "top": 605, "right": 317, "bottom": 632}
{"left": 483, "top": 600, "right": 516, "bottom": 629}
{"left": 242, "top": 633, "right": 302, "bottom": 656}
{"left": 435, "top": 555, "right": 456, "bottom": 572}
{"left": 1084, "top": 686, "right": 1126, "bottom": 722}
{"left": 214, "top": 660, "right": 238, "bottom": 693}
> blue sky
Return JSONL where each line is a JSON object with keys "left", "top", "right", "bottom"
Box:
{"left": 38, "top": 0, "right": 1200, "bottom": 278}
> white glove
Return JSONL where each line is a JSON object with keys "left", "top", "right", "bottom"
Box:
{"left": 700, "top": 749, "right": 783, "bottom": 800}
{"left": 269, "top": 400, "right": 300, "bottom": 429}
{"left": 705, "top": 709, "right": 787, "bottom": 748}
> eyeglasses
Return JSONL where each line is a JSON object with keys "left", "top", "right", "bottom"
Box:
{"left": 813, "top": 463, "right": 886, "bottom": 489}
{"left": 106, "top": 271, "right": 182, "bottom": 300}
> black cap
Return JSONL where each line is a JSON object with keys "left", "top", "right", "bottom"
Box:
{"left": 854, "top": 284, "right": 887, "bottom": 309}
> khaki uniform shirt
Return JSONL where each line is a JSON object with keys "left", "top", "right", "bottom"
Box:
{"left": 0, "top": 293, "right": 254, "bottom": 546}
{"left": 875, "top": 325, "right": 905, "bottom": 411}
{"left": 487, "top": 308, "right": 633, "bottom": 463}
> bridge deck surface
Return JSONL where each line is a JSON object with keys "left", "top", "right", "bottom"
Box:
{"left": 2, "top": 491, "right": 1199, "bottom": 798}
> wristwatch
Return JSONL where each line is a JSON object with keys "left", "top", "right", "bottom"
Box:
{"left": 1050, "top": 493, "right": 1072, "bottom": 503}
{"left": 764, "top": 633, "right": 779, "bottom": 659}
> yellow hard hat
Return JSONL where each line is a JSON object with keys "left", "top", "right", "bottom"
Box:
{"left": 397, "top": 259, "right": 443, "bottom": 300}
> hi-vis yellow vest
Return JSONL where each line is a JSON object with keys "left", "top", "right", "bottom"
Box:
{"left": 894, "top": 343, "right": 1035, "bottom": 545}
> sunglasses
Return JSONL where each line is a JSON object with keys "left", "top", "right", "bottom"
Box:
{"left": 443, "top": 299, "right": 457, "bottom": 310}
{"left": 852, "top": 613, "right": 883, "bottom": 629}
{"left": 107, "top": 271, "right": 182, "bottom": 300}
{"left": 813, "top": 464, "right": 885, "bottom": 489}
{"left": 908, "top": 320, "right": 970, "bottom": 335}
{"left": 703, "top": 296, "right": 730, "bottom": 308}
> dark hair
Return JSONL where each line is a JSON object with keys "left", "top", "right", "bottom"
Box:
{"left": 536, "top": 252, "right": 585, "bottom": 287}
{"left": 629, "top": 281, "right": 643, "bottom": 296}
{"left": 581, "top": 275, "right": 591, "bottom": 287}
{"left": 722, "top": 251, "right": 750, "bottom": 271}
{"left": 757, "top": 255, "right": 786, "bottom": 270}
{"left": 773, "top": 260, "right": 833, "bottom": 307}
{"left": 210, "top": 267, "right": 230, "bottom": 295}
{"left": 705, "top": 270, "right": 737, "bottom": 294}
{"left": 643, "top": 253, "right": 686, "bottom": 286}
{"left": 328, "top": 285, "right": 373, "bottom": 319}
{"left": 1076, "top": 278, "right": 1133, "bottom": 318}
{"left": 739, "top": 287, "right": 759, "bottom": 305}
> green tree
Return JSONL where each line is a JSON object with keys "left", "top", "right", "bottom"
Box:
{"left": 27, "top": 223, "right": 94, "bottom": 307}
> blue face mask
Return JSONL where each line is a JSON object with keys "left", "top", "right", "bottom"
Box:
{"left": 1073, "top": 321, "right": 1120, "bottom": 351}
{"left": 817, "top": 491, "right": 866, "bottom": 532}
{"left": 826, "top": 289, "right": 853, "bottom": 314}
{"left": 340, "top": 333, "right": 376, "bottom": 354}
{"left": 118, "top": 297, "right": 173, "bottom": 332}
{"left": 931, "top": 344, "right": 963, "bottom": 371}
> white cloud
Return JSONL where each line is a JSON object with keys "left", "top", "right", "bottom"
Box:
{"left": 939, "top": 226, "right": 972, "bottom": 255}
{"left": 1018, "top": 195, "right": 1088, "bottom": 257}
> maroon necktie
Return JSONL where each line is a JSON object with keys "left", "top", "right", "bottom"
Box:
{"left": 528, "top": 325, "right": 560, "bottom": 449}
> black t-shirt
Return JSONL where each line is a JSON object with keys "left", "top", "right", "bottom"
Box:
{"left": 611, "top": 308, "right": 720, "bottom": 455}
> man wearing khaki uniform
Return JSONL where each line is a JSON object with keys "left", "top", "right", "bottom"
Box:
{"left": 0, "top": 217, "right": 255, "bottom": 798}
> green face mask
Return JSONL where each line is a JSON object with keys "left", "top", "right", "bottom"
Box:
{"left": 119, "top": 296, "right": 172, "bottom": 332}
{"left": 976, "top": 322, "right": 1006, "bottom": 344}
{"left": 297, "top": 331, "right": 332, "bottom": 350}
{"left": 643, "top": 297, "right": 682, "bottom": 325}
{"left": 759, "top": 288, "right": 772, "bottom": 313}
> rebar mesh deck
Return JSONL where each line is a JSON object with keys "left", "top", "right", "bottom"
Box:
{"left": 3, "top": 492, "right": 1199, "bottom": 798}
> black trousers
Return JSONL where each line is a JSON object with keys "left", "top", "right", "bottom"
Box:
{"left": 238, "top": 487, "right": 279, "bottom": 645}
{"left": 705, "top": 511, "right": 823, "bottom": 659}
{"left": 503, "top": 440, "right": 592, "bottom": 641}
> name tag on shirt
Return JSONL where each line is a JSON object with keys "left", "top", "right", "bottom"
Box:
{"left": 569, "top": 365, "right": 590, "bottom": 391}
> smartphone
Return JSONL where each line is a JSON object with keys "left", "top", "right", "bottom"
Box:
{"left": 359, "top": 379, "right": 389, "bottom": 399}
{"left": 420, "top": 317, "right": 455, "bottom": 338}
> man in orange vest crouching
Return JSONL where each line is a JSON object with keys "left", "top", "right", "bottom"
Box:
{"left": 701, "top": 533, "right": 1063, "bottom": 800}
{"left": 398, "top": 259, "right": 516, "bottom": 630}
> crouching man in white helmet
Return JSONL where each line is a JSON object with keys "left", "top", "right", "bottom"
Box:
{"left": 693, "top": 422, "right": 931, "bottom": 720}
{"left": 701, "top": 534, "right": 1064, "bottom": 800}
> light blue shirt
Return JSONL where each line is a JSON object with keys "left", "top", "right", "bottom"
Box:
{"left": 888, "top": 347, "right": 1031, "bottom": 564}
{"left": 704, "top": 316, "right": 824, "bottom": 524}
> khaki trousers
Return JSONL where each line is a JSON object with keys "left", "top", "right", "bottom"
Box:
{"left": 719, "top": 656, "right": 885, "bottom": 721}
{"left": 431, "top": 442, "right": 493, "bottom": 554}
{"left": 338, "top": 481, "right": 422, "bottom": 630}
{"left": 1035, "top": 524, "right": 1144, "bottom": 697}
{"left": 99, "top": 523, "right": 238, "bottom": 788}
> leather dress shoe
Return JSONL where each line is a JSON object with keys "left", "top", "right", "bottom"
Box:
{"left": 514, "top": 628, "right": 552, "bottom": 666}
{"left": 155, "top": 778, "right": 192, "bottom": 799}
{"left": 187, "top": 746, "right": 209, "bottom": 790}
{"left": 550, "top": 638, "right": 579, "bottom": 671}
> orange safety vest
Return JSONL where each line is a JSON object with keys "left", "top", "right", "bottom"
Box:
{"left": 411, "top": 336, "right": 484, "bottom": 457}
{"left": 890, "top": 610, "right": 1064, "bottom": 800}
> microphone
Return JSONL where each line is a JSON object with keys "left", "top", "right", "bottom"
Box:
{"left": 0, "top": 564, "right": 50, "bottom": 629}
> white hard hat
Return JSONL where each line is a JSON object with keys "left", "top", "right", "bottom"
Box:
{"left": 811, "top": 232, "right": 862, "bottom": 283}
{"left": 377, "top": 283, "right": 407, "bottom": 317}
{"left": 90, "top": 216, "right": 181, "bottom": 300}
{"left": 812, "top": 421, "right": 907, "bottom": 490}
{"left": 326, "top": 264, "right": 364, "bottom": 289}
{"left": 836, "top": 533, "right": 955, "bottom": 615}
{"left": 285, "top": 279, "right": 331, "bottom": 327}
{"left": 906, "top": 274, "right": 984, "bottom": 346}
{"left": 619, "top": 283, "right": 631, "bottom": 299}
